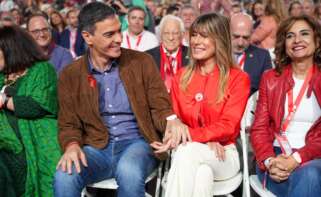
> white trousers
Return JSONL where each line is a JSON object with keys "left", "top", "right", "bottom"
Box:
{"left": 164, "top": 142, "right": 240, "bottom": 197}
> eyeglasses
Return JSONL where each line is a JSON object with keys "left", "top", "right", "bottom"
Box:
{"left": 163, "top": 32, "right": 181, "bottom": 38}
{"left": 29, "top": 27, "right": 51, "bottom": 36}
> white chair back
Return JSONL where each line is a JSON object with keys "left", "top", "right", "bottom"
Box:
{"left": 243, "top": 92, "right": 277, "bottom": 197}
{"left": 240, "top": 91, "right": 259, "bottom": 197}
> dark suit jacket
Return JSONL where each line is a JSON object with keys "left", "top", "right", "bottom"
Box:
{"left": 58, "top": 48, "right": 172, "bottom": 160}
{"left": 146, "top": 45, "right": 190, "bottom": 69}
{"left": 243, "top": 45, "right": 272, "bottom": 95}
{"left": 58, "top": 28, "right": 85, "bottom": 57}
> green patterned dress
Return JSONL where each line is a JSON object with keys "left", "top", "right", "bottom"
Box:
{"left": 0, "top": 62, "right": 61, "bottom": 197}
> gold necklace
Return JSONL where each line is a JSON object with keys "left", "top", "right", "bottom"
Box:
{"left": 4, "top": 69, "right": 27, "bottom": 86}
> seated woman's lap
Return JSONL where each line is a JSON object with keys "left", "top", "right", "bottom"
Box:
{"left": 256, "top": 148, "right": 321, "bottom": 197}
{"left": 172, "top": 142, "right": 240, "bottom": 180}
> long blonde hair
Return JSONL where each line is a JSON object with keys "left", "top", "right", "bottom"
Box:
{"left": 180, "top": 13, "right": 236, "bottom": 103}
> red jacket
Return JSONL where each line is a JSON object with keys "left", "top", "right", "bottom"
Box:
{"left": 171, "top": 66, "right": 250, "bottom": 145}
{"left": 251, "top": 65, "right": 321, "bottom": 170}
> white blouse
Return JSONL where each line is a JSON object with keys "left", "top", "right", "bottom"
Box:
{"left": 274, "top": 76, "right": 321, "bottom": 149}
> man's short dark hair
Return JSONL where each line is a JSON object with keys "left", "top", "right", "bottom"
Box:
{"left": 166, "top": 5, "right": 179, "bottom": 15}
{"left": 128, "top": 6, "right": 146, "bottom": 17}
{"left": 78, "top": 2, "right": 116, "bottom": 34}
{"left": 26, "top": 13, "right": 49, "bottom": 30}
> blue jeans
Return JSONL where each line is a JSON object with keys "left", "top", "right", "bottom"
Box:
{"left": 256, "top": 147, "right": 321, "bottom": 197}
{"left": 53, "top": 138, "right": 157, "bottom": 197}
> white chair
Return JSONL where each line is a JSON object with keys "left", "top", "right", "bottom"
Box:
{"left": 81, "top": 163, "right": 163, "bottom": 197}
{"left": 210, "top": 122, "right": 249, "bottom": 197}
{"left": 249, "top": 175, "right": 276, "bottom": 197}
{"left": 243, "top": 92, "right": 276, "bottom": 197}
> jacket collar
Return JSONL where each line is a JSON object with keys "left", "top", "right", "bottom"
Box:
{"left": 281, "top": 64, "right": 321, "bottom": 97}
{"left": 76, "top": 49, "right": 134, "bottom": 126}
{"left": 80, "top": 49, "right": 128, "bottom": 76}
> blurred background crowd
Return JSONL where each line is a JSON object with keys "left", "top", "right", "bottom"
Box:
{"left": 0, "top": 0, "right": 320, "bottom": 60}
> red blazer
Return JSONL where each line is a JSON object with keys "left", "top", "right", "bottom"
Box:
{"left": 171, "top": 66, "right": 250, "bottom": 145}
{"left": 251, "top": 66, "right": 321, "bottom": 170}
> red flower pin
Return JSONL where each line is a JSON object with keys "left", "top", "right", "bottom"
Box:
{"left": 87, "top": 74, "right": 97, "bottom": 88}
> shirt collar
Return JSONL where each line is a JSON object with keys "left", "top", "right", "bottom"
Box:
{"left": 234, "top": 52, "right": 244, "bottom": 57}
{"left": 234, "top": 52, "right": 245, "bottom": 62}
{"left": 127, "top": 29, "right": 145, "bottom": 38}
{"left": 87, "top": 52, "right": 118, "bottom": 74}
{"left": 162, "top": 44, "right": 179, "bottom": 58}
{"left": 68, "top": 26, "right": 77, "bottom": 32}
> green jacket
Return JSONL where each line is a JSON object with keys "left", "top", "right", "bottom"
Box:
{"left": 0, "top": 62, "right": 61, "bottom": 197}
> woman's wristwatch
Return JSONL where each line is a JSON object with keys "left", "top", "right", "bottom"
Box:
{"left": 166, "top": 114, "right": 177, "bottom": 121}
{"left": 292, "top": 152, "right": 302, "bottom": 164}
{"left": 264, "top": 157, "right": 273, "bottom": 168}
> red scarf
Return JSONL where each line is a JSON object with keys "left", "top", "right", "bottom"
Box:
{"left": 160, "top": 44, "right": 182, "bottom": 92}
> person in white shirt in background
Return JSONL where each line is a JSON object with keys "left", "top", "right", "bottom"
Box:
{"left": 121, "top": 6, "right": 158, "bottom": 52}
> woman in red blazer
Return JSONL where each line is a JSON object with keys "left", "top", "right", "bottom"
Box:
{"left": 153, "top": 13, "right": 250, "bottom": 197}
{"left": 251, "top": 15, "right": 321, "bottom": 197}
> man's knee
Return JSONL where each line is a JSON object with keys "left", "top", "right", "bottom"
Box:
{"left": 54, "top": 168, "right": 84, "bottom": 190}
{"left": 115, "top": 162, "right": 147, "bottom": 196}
{"left": 115, "top": 161, "right": 145, "bottom": 184}
{"left": 296, "top": 161, "right": 321, "bottom": 183}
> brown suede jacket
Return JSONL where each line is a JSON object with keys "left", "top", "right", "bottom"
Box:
{"left": 57, "top": 48, "right": 173, "bottom": 160}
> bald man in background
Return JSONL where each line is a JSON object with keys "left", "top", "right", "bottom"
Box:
{"left": 231, "top": 13, "right": 272, "bottom": 95}
{"left": 231, "top": 13, "right": 272, "bottom": 175}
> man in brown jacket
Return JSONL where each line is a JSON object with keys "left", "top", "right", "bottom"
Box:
{"left": 53, "top": 2, "right": 190, "bottom": 197}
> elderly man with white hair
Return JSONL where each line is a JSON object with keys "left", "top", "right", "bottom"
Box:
{"left": 146, "top": 15, "right": 189, "bottom": 92}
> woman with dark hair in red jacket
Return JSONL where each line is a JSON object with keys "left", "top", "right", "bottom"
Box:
{"left": 251, "top": 15, "right": 321, "bottom": 197}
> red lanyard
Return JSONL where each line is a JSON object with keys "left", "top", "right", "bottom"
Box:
{"left": 126, "top": 33, "right": 143, "bottom": 50}
{"left": 166, "top": 56, "right": 174, "bottom": 73}
{"left": 164, "top": 52, "right": 179, "bottom": 74}
{"left": 159, "top": 45, "right": 182, "bottom": 91}
{"left": 238, "top": 53, "right": 246, "bottom": 70}
{"left": 69, "top": 30, "right": 77, "bottom": 57}
{"left": 160, "top": 45, "right": 182, "bottom": 73}
{"left": 280, "top": 66, "right": 313, "bottom": 133}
